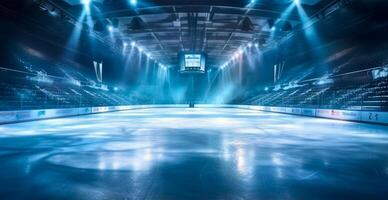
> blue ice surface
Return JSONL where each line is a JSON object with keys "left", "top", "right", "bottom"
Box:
{"left": 0, "top": 108, "right": 387, "bottom": 200}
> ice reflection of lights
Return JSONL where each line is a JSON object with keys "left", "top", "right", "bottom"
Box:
{"left": 236, "top": 148, "right": 246, "bottom": 174}
{"left": 98, "top": 153, "right": 106, "bottom": 170}
{"left": 103, "top": 142, "right": 151, "bottom": 151}
{"left": 275, "top": 167, "right": 284, "bottom": 179}
{"left": 272, "top": 153, "right": 285, "bottom": 178}
{"left": 112, "top": 153, "right": 120, "bottom": 170}
{"left": 94, "top": 149, "right": 160, "bottom": 171}
{"left": 144, "top": 148, "right": 153, "bottom": 161}
{"left": 236, "top": 128, "right": 260, "bottom": 134}
{"left": 235, "top": 146, "right": 255, "bottom": 177}
{"left": 223, "top": 147, "right": 231, "bottom": 161}
{"left": 271, "top": 153, "right": 284, "bottom": 166}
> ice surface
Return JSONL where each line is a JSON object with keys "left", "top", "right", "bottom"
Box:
{"left": 0, "top": 108, "right": 387, "bottom": 199}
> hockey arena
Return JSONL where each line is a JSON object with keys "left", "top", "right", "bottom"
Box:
{"left": 0, "top": 0, "right": 387, "bottom": 199}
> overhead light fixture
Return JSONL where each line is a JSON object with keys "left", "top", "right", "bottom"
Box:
{"left": 130, "top": 0, "right": 137, "bottom": 6}
{"left": 107, "top": 25, "right": 114, "bottom": 32}
{"left": 82, "top": 0, "right": 91, "bottom": 6}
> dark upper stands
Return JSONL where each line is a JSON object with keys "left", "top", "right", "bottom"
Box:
{"left": 0, "top": 55, "right": 148, "bottom": 111}
{"left": 245, "top": 74, "right": 388, "bottom": 111}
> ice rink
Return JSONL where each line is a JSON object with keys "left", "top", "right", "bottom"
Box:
{"left": 0, "top": 107, "right": 387, "bottom": 200}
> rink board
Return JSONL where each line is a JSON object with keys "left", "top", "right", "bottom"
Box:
{"left": 0, "top": 104, "right": 387, "bottom": 125}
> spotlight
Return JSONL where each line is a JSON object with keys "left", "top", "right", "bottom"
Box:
{"left": 49, "top": 8, "right": 58, "bottom": 16}
{"left": 294, "top": 0, "right": 301, "bottom": 5}
{"left": 130, "top": 0, "right": 137, "bottom": 6}
{"left": 146, "top": 53, "right": 151, "bottom": 57}
{"left": 254, "top": 43, "right": 259, "bottom": 48}
{"left": 138, "top": 47, "right": 143, "bottom": 52}
{"left": 247, "top": 42, "right": 252, "bottom": 48}
{"left": 131, "top": 41, "right": 136, "bottom": 47}
{"left": 82, "top": 0, "right": 91, "bottom": 6}
{"left": 271, "top": 26, "right": 276, "bottom": 31}
{"left": 250, "top": 0, "right": 256, "bottom": 3}
{"left": 123, "top": 42, "right": 128, "bottom": 47}
{"left": 107, "top": 25, "right": 114, "bottom": 32}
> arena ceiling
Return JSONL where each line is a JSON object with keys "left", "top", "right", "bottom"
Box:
{"left": 37, "top": 0, "right": 341, "bottom": 67}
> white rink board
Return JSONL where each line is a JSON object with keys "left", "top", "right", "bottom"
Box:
{"left": 1, "top": 104, "right": 387, "bottom": 125}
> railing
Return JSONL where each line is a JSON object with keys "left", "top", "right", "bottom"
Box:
{"left": 249, "top": 79, "right": 388, "bottom": 111}
{"left": 0, "top": 83, "right": 132, "bottom": 111}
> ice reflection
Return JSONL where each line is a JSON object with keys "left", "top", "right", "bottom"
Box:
{"left": 0, "top": 108, "right": 388, "bottom": 200}
{"left": 235, "top": 147, "right": 255, "bottom": 177}
{"left": 49, "top": 148, "right": 163, "bottom": 172}
{"left": 271, "top": 153, "right": 284, "bottom": 166}
{"left": 222, "top": 138, "right": 256, "bottom": 179}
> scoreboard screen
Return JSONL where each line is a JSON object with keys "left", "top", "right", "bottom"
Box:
{"left": 185, "top": 54, "right": 201, "bottom": 67}
{"left": 179, "top": 52, "right": 206, "bottom": 73}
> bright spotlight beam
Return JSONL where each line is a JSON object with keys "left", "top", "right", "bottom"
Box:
{"left": 107, "top": 25, "right": 114, "bottom": 32}
{"left": 130, "top": 0, "right": 137, "bottom": 6}
{"left": 82, "top": 0, "right": 91, "bottom": 6}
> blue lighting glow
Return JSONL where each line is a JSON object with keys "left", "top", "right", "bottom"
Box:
{"left": 82, "top": 0, "right": 91, "bottom": 6}
{"left": 107, "top": 25, "right": 114, "bottom": 32}
{"left": 238, "top": 49, "right": 243, "bottom": 55}
{"left": 130, "top": 0, "right": 137, "bottom": 6}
